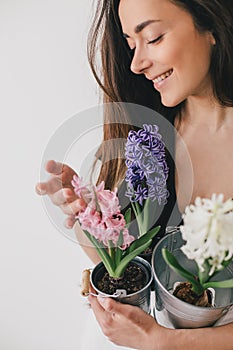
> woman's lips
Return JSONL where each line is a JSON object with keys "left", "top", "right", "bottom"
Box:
{"left": 152, "top": 69, "right": 173, "bottom": 83}
{"left": 152, "top": 69, "right": 173, "bottom": 90}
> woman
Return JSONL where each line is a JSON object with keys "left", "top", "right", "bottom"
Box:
{"left": 36, "top": 0, "right": 233, "bottom": 348}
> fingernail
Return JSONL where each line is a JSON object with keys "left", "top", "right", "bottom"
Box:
{"left": 63, "top": 189, "right": 71, "bottom": 198}
{"left": 36, "top": 186, "right": 46, "bottom": 195}
{"left": 75, "top": 202, "right": 82, "bottom": 209}
{"left": 64, "top": 221, "right": 73, "bottom": 229}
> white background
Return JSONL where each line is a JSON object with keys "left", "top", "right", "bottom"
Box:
{"left": 0, "top": 1, "right": 117, "bottom": 349}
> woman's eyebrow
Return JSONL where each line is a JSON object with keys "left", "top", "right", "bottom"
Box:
{"left": 123, "top": 19, "right": 161, "bottom": 38}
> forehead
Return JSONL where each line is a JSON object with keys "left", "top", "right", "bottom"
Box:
{"left": 118, "top": 0, "right": 185, "bottom": 32}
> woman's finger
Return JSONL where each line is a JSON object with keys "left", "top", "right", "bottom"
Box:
{"left": 49, "top": 188, "right": 75, "bottom": 206}
{"left": 36, "top": 177, "right": 62, "bottom": 195}
{"left": 35, "top": 182, "right": 47, "bottom": 195}
{"left": 60, "top": 198, "right": 85, "bottom": 215}
{"left": 64, "top": 216, "right": 76, "bottom": 229}
{"left": 45, "top": 160, "right": 64, "bottom": 175}
{"left": 88, "top": 288, "right": 106, "bottom": 314}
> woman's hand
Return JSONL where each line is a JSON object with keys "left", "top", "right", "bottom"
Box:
{"left": 88, "top": 285, "right": 166, "bottom": 350}
{"left": 35, "top": 160, "right": 86, "bottom": 228}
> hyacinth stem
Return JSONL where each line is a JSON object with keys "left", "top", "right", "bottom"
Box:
{"left": 191, "top": 281, "right": 205, "bottom": 296}
{"left": 132, "top": 201, "right": 149, "bottom": 236}
{"left": 131, "top": 202, "right": 140, "bottom": 233}
{"left": 198, "top": 261, "right": 211, "bottom": 285}
{"left": 142, "top": 197, "right": 153, "bottom": 235}
{"left": 132, "top": 198, "right": 158, "bottom": 237}
{"left": 108, "top": 245, "right": 115, "bottom": 264}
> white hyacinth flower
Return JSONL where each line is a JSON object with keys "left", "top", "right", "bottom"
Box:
{"left": 180, "top": 194, "right": 233, "bottom": 276}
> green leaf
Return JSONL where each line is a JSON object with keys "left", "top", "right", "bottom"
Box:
{"left": 198, "top": 260, "right": 211, "bottom": 285}
{"left": 204, "top": 279, "right": 233, "bottom": 289}
{"left": 115, "top": 246, "right": 123, "bottom": 267}
{"left": 108, "top": 241, "right": 116, "bottom": 269}
{"left": 124, "top": 207, "right": 132, "bottom": 226}
{"left": 127, "top": 226, "right": 160, "bottom": 254}
{"left": 133, "top": 201, "right": 141, "bottom": 216}
{"left": 83, "top": 230, "right": 115, "bottom": 276}
{"left": 117, "top": 230, "right": 124, "bottom": 247}
{"left": 132, "top": 201, "right": 143, "bottom": 235}
{"left": 162, "top": 248, "right": 204, "bottom": 295}
{"left": 114, "top": 239, "right": 152, "bottom": 277}
{"left": 115, "top": 231, "right": 124, "bottom": 266}
{"left": 111, "top": 225, "right": 160, "bottom": 277}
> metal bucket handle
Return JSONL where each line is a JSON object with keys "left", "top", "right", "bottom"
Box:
{"left": 80, "top": 268, "right": 127, "bottom": 298}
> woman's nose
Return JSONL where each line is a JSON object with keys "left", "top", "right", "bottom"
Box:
{"left": 130, "top": 47, "right": 152, "bottom": 75}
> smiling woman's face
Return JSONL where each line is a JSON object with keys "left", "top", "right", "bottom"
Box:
{"left": 119, "top": 0, "right": 215, "bottom": 107}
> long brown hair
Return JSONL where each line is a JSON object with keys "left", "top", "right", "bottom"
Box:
{"left": 88, "top": 0, "right": 233, "bottom": 189}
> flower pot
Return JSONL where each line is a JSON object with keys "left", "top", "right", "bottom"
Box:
{"left": 90, "top": 256, "right": 153, "bottom": 313}
{"left": 152, "top": 230, "right": 233, "bottom": 328}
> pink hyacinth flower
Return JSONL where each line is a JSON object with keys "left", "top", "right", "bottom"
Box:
{"left": 74, "top": 178, "right": 135, "bottom": 250}
{"left": 121, "top": 229, "right": 135, "bottom": 250}
{"left": 71, "top": 175, "right": 91, "bottom": 203}
{"left": 78, "top": 206, "right": 102, "bottom": 233}
{"left": 95, "top": 181, "right": 121, "bottom": 217}
{"left": 105, "top": 213, "right": 126, "bottom": 231}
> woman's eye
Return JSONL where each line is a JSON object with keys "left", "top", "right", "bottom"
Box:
{"left": 147, "top": 35, "right": 164, "bottom": 44}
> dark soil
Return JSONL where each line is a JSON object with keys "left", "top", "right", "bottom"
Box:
{"left": 97, "top": 262, "right": 147, "bottom": 295}
{"left": 173, "top": 282, "right": 212, "bottom": 307}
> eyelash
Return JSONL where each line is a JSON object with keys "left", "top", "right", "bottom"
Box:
{"left": 127, "top": 34, "right": 164, "bottom": 51}
{"left": 147, "top": 34, "right": 164, "bottom": 45}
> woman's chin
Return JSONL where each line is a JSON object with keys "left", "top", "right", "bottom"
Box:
{"left": 160, "top": 94, "right": 185, "bottom": 108}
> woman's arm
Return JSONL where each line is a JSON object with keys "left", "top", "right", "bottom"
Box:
{"left": 89, "top": 290, "right": 233, "bottom": 350}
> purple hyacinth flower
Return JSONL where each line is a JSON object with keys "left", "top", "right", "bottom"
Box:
{"left": 125, "top": 124, "right": 169, "bottom": 206}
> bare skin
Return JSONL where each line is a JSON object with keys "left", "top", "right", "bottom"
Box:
{"left": 88, "top": 284, "right": 233, "bottom": 350}
{"left": 175, "top": 98, "right": 233, "bottom": 213}
{"left": 36, "top": 0, "right": 233, "bottom": 348}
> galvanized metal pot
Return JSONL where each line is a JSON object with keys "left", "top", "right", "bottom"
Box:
{"left": 152, "top": 230, "right": 233, "bottom": 328}
{"left": 90, "top": 256, "right": 153, "bottom": 313}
